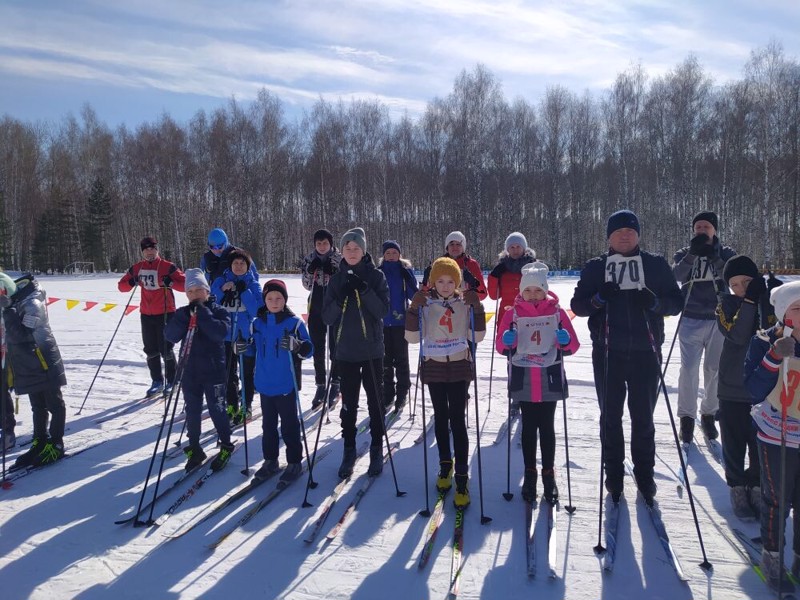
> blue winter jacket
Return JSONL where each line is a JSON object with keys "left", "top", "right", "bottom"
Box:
{"left": 210, "top": 269, "right": 263, "bottom": 350}
{"left": 744, "top": 326, "right": 800, "bottom": 403}
{"left": 378, "top": 259, "right": 418, "bottom": 327}
{"left": 252, "top": 307, "right": 313, "bottom": 397}
{"left": 164, "top": 300, "right": 230, "bottom": 385}
{"left": 200, "top": 245, "right": 259, "bottom": 285}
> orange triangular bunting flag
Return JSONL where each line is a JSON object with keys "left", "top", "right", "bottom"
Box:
{"left": 124, "top": 305, "right": 138, "bottom": 316}
{"left": 101, "top": 303, "right": 117, "bottom": 312}
{"left": 66, "top": 300, "right": 79, "bottom": 310}
{"left": 83, "top": 301, "right": 97, "bottom": 311}
{"left": 46, "top": 297, "right": 60, "bottom": 306}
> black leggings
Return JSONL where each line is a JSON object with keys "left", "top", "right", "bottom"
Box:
{"left": 520, "top": 401, "right": 557, "bottom": 471}
{"left": 428, "top": 380, "right": 469, "bottom": 475}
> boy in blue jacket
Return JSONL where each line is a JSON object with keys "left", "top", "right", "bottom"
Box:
{"left": 165, "top": 269, "right": 233, "bottom": 472}
{"left": 241, "top": 279, "right": 312, "bottom": 483}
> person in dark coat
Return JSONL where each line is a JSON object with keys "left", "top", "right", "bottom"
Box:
{"left": 322, "top": 227, "right": 389, "bottom": 479}
{"left": 200, "top": 227, "right": 259, "bottom": 285}
{"left": 570, "top": 210, "right": 683, "bottom": 504}
{"left": 0, "top": 273, "right": 67, "bottom": 469}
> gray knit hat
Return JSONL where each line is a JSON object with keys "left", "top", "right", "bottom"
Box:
{"left": 184, "top": 268, "right": 210, "bottom": 292}
{"left": 341, "top": 227, "right": 366, "bottom": 253}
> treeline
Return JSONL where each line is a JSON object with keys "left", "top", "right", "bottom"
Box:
{"left": 1, "top": 42, "right": 799, "bottom": 273}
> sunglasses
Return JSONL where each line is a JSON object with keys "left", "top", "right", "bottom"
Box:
{"left": 208, "top": 243, "right": 225, "bottom": 250}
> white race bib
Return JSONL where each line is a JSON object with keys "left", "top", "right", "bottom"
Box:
{"left": 605, "top": 254, "right": 645, "bottom": 291}
{"left": 511, "top": 314, "right": 559, "bottom": 368}
{"left": 137, "top": 267, "right": 161, "bottom": 291}
{"left": 766, "top": 357, "right": 800, "bottom": 420}
{"left": 422, "top": 301, "right": 469, "bottom": 357}
{"left": 751, "top": 399, "right": 800, "bottom": 448}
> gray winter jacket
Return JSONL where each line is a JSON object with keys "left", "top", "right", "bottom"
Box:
{"left": 672, "top": 237, "right": 736, "bottom": 320}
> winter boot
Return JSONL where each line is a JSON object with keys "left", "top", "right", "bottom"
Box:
{"left": 367, "top": 444, "right": 383, "bottom": 477}
{"left": 338, "top": 446, "right": 357, "bottom": 479}
{"left": 542, "top": 468, "right": 559, "bottom": 505}
{"left": 146, "top": 380, "right": 164, "bottom": 397}
{"left": 394, "top": 393, "right": 408, "bottom": 413}
{"left": 748, "top": 486, "right": 762, "bottom": 518}
{"left": 1, "top": 429, "right": 16, "bottom": 451}
{"left": 521, "top": 468, "right": 537, "bottom": 503}
{"left": 211, "top": 442, "right": 235, "bottom": 472}
{"left": 730, "top": 486, "right": 756, "bottom": 520}
{"left": 34, "top": 440, "right": 64, "bottom": 466}
{"left": 680, "top": 416, "right": 695, "bottom": 444}
{"left": 13, "top": 438, "right": 44, "bottom": 470}
{"left": 184, "top": 444, "right": 207, "bottom": 471}
{"left": 383, "top": 393, "right": 394, "bottom": 411}
{"left": 762, "top": 549, "right": 795, "bottom": 594}
{"left": 700, "top": 414, "right": 718, "bottom": 440}
{"left": 163, "top": 382, "right": 174, "bottom": 396}
{"left": 328, "top": 380, "right": 341, "bottom": 409}
{"left": 312, "top": 384, "right": 327, "bottom": 409}
{"left": 226, "top": 405, "right": 238, "bottom": 425}
{"left": 254, "top": 458, "right": 281, "bottom": 481}
{"left": 437, "top": 460, "right": 454, "bottom": 492}
{"left": 454, "top": 474, "right": 470, "bottom": 510}
{"left": 279, "top": 462, "right": 303, "bottom": 483}
{"left": 510, "top": 401, "right": 520, "bottom": 419}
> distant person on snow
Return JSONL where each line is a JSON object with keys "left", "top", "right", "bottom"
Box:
{"left": 200, "top": 227, "right": 259, "bottom": 285}
{"left": 165, "top": 269, "right": 234, "bottom": 473}
{"left": 0, "top": 272, "right": 68, "bottom": 470}
{"left": 423, "top": 231, "right": 488, "bottom": 301}
{"left": 488, "top": 232, "right": 538, "bottom": 324}
{"left": 118, "top": 236, "right": 186, "bottom": 397}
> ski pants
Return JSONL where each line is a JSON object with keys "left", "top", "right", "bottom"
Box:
{"left": 383, "top": 326, "right": 411, "bottom": 404}
{"left": 719, "top": 397, "right": 760, "bottom": 488}
{"left": 758, "top": 439, "right": 800, "bottom": 553}
{"left": 592, "top": 346, "right": 659, "bottom": 488}
{"left": 338, "top": 358, "right": 384, "bottom": 448}
{"left": 260, "top": 392, "right": 302, "bottom": 464}
{"left": 183, "top": 378, "right": 231, "bottom": 448}
{"left": 428, "top": 380, "right": 470, "bottom": 475}
{"left": 141, "top": 313, "right": 176, "bottom": 384}
{"left": 677, "top": 317, "right": 723, "bottom": 418}
{"left": 308, "top": 311, "right": 338, "bottom": 386}
{"left": 223, "top": 343, "right": 255, "bottom": 410}
{"left": 30, "top": 387, "right": 66, "bottom": 444}
{"left": 520, "top": 401, "right": 557, "bottom": 471}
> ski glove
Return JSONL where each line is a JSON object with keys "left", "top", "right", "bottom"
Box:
{"left": 322, "top": 260, "right": 334, "bottom": 275}
{"left": 279, "top": 334, "right": 302, "bottom": 354}
{"left": 233, "top": 337, "right": 251, "bottom": 355}
{"left": 501, "top": 328, "right": 517, "bottom": 347}
{"left": 234, "top": 280, "right": 247, "bottom": 293}
{"left": 128, "top": 275, "right": 138, "bottom": 287}
{"left": 767, "top": 272, "right": 784, "bottom": 292}
{"left": 0, "top": 295, "right": 11, "bottom": 309}
{"left": 634, "top": 288, "right": 658, "bottom": 311}
{"left": 595, "top": 281, "right": 620, "bottom": 303}
{"left": 410, "top": 291, "right": 428, "bottom": 310}
{"left": 462, "top": 290, "right": 482, "bottom": 309}
{"left": 489, "top": 263, "right": 507, "bottom": 279}
{"left": 556, "top": 328, "right": 571, "bottom": 346}
{"left": 220, "top": 289, "right": 237, "bottom": 307}
{"left": 307, "top": 257, "right": 322, "bottom": 275}
{"left": 744, "top": 276, "right": 767, "bottom": 302}
{"left": 689, "top": 233, "right": 712, "bottom": 257}
{"left": 162, "top": 275, "right": 172, "bottom": 288}
{"left": 462, "top": 268, "right": 480, "bottom": 291}
{"left": 773, "top": 336, "right": 796, "bottom": 359}
{"left": 345, "top": 272, "right": 368, "bottom": 294}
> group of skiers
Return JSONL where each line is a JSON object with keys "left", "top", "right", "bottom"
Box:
{"left": 2, "top": 208, "right": 800, "bottom": 593}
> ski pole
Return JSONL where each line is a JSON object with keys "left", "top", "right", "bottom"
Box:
{"left": 777, "top": 322, "right": 794, "bottom": 592}
{"left": 417, "top": 307, "right": 431, "bottom": 517}
{"left": 642, "top": 307, "right": 712, "bottom": 571}
{"left": 411, "top": 351, "right": 421, "bottom": 422}
{"left": 468, "top": 305, "right": 491, "bottom": 524}
{"left": 502, "top": 321, "right": 516, "bottom": 502}
{"left": 76, "top": 286, "right": 138, "bottom": 415}
{"left": 238, "top": 345, "right": 250, "bottom": 476}
{"left": 593, "top": 308, "right": 610, "bottom": 555}
{"left": 558, "top": 324, "right": 576, "bottom": 514}
{"left": 487, "top": 284, "right": 501, "bottom": 413}
{"left": 288, "top": 339, "right": 317, "bottom": 488}
{"left": 1, "top": 310, "right": 9, "bottom": 488}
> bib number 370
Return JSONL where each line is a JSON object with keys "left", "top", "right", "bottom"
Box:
{"left": 605, "top": 255, "right": 645, "bottom": 291}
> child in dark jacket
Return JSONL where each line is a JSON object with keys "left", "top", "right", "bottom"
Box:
{"left": 378, "top": 240, "right": 418, "bottom": 412}
{"left": 322, "top": 227, "right": 390, "bottom": 480}
{"left": 496, "top": 262, "right": 580, "bottom": 504}
{"left": 243, "top": 279, "right": 313, "bottom": 483}
{"left": 406, "top": 257, "right": 485, "bottom": 510}
{"left": 165, "top": 269, "right": 233, "bottom": 473}
{"left": 744, "top": 280, "right": 800, "bottom": 593}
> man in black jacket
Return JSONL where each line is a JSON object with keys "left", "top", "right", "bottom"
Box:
{"left": 571, "top": 210, "right": 683, "bottom": 504}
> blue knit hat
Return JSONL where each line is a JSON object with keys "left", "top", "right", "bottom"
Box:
{"left": 382, "top": 240, "right": 401, "bottom": 255}
{"left": 207, "top": 228, "right": 228, "bottom": 247}
{"left": 606, "top": 210, "right": 640, "bottom": 238}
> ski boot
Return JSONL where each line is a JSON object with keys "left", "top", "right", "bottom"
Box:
{"left": 280, "top": 463, "right": 303, "bottom": 483}
{"left": 146, "top": 380, "right": 164, "bottom": 397}
{"left": 34, "top": 440, "right": 64, "bottom": 466}
{"left": 184, "top": 444, "right": 207, "bottom": 471}
{"left": 605, "top": 475, "right": 623, "bottom": 503}
{"left": 311, "top": 384, "right": 326, "bottom": 410}
{"left": 394, "top": 393, "right": 408, "bottom": 413}
{"left": 542, "top": 468, "right": 559, "bottom": 505}
{"left": 367, "top": 444, "right": 383, "bottom": 476}
{"left": 636, "top": 476, "right": 657, "bottom": 506}
{"left": 338, "top": 446, "right": 357, "bottom": 479}
{"left": 454, "top": 474, "right": 470, "bottom": 510}
{"left": 328, "top": 380, "right": 341, "bottom": 409}
{"left": 13, "top": 438, "right": 44, "bottom": 470}
{"left": 730, "top": 486, "right": 756, "bottom": 520}
{"left": 437, "top": 460, "right": 453, "bottom": 493}
{"left": 680, "top": 416, "right": 695, "bottom": 444}
{"left": 700, "top": 414, "right": 718, "bottom": 440}
{"left": 254, "top": 458, "right": 280, "bottom": 482}
{"left": 521, "top": 468, "right": 537, "bottom": 503}
{"left": 211, "top": 442, "right": 235, "bottom": 472}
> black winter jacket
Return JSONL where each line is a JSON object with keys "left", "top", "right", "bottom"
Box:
{"left": 165, "top": 299, "right": 230, "bottom": 385}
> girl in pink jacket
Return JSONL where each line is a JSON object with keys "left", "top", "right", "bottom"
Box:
{"left": 495, "top": 262, "right": 580, "bottom": 504}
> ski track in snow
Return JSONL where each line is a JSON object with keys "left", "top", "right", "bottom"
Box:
{"left": 0, "top": 273, "right": 794, "bottom": 599}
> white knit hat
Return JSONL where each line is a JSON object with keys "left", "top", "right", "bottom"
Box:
{"left": 771, "top": 280, "right": 800, "bottom": 325}
{"left": 184, "top": 268, "right": 210, "bottom": 292}
{"left": 444, "top": 231, "right": 467, "bottom": 253}
{"left": 519, "top": 261, "right": 549, "bottom": 293}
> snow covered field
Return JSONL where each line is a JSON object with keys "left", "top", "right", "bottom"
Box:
{"left": 0, "top": 273, "right": 789, "bottom": 600}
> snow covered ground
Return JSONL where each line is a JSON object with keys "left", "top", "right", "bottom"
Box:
{"left": 0, "top": 273, "right": 790, "bottom": 599}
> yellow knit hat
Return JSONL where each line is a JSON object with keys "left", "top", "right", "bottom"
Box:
{"left": 429, "top": 257, "right": 462, "bottom": 287}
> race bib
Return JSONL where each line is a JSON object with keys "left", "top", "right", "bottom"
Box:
{"left": 422, "top": 300, "right": 469, "bottom": 357}
{"left": 688, "top": 257, "right": 716, "bottom": 282}
{"left": 605, "top": 255, "right": 645, "bottom": 291}
{"left": 511, "top": 314, "right": 559, "bottom": 368}
{"left": 751, "top": 399, "right": 800, "bottom": 448}
{"left": 137, "top": 267, "right": 161, "bottom": 291}
{"left": 766, "top": 357, "right": 800, "bottom": 420}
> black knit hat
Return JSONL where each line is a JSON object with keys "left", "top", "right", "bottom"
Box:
{"left": 723, "top": 255, "right": 759, "bottom": 285}
{"left": 262, "top": 279, "right": 288, "bottom": 302}
{"left": 382, "top": 240, "right": 401, "bottom": 255}
{"left": 692, "top": 210, "right": 718, "bottom": 231}
{"left": 606, "top": 210, "right": 640, "bottom": 238}
{"left": 140, "top": 236, "right": 158, "bottom": 251}
{"left": 313, "top": 229, "right": 334, "bottom": 246}
{"left": 228, "top": 248, "right": 252, "bottom": 268}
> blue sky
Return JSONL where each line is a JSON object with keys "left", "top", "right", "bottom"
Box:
{"left": 1, "top": 0, "right": 798, "bottom": 128}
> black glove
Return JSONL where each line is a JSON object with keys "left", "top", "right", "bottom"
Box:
{"left": 128, "top": 275, "right": 138, "bottom": 287}
{"left": 744, "top": 276, "right": 767, "bottom": 302}
{"left": 597, "top": 281, "right": 620, "bottom": 302}
{"left": 490, "top": 263, "right": 507, "bottom": 279}
{"left": 280, "top": 333, "right": 302, "bottom": 354}
{"left": 307, "top": 257, "right": 322, "bottom": 274}
{"left": 0, "top": 295, "right": 11, "bottom": 309}
{"left": 322, "top": 260, "right": 334, "bottom": 275}
{"left": 234, "top": 280, "right": 247, "bottom": 293}
{"left": 161, "top": 275, "right": 172, "bottom": 288}
{"left": 221, "top": 289, "right": 237, "bottom": 307}
{"left": 767, "top": 271, "right": 784, "bottom": 292}
{"left": 689, "top": 234, "right": 712, "bottom": 257}
{"left": 634, "top": 288, "right": 658, "bottom": 311}
{"left": 233, "top": 337, "right": 251, "bottom": 355}
{"left": 345, "top": 271, "right": 368, "bottom": 294}
{"left": 462, "top": 268, "right": 479, "bottom": 290}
